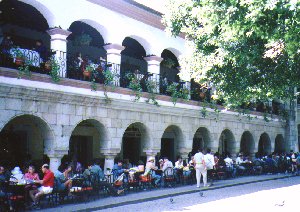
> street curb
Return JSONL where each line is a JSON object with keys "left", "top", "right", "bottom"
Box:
{"left": 75, "top": 175, "right": 295, "bottom": 212}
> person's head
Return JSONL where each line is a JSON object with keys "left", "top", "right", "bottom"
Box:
{"left": 159, "top": 159, "right": 163, "bottom": 164}
{"left": 41, "top": 164, "right": 49, "bottom": 173}
{"left": 198, "top": 148, "right": 203, "bottom": 153}
{"left": 177, "top": 156, "right": 182, "bottom": 162}
{"left": 28, "top": 165, "right": 36, "bottom": 174}
{"left": 65, "top": 164, "right": 72, "bottom": 172}
{"left": 36, "top": 39, "right": 43, "bottom": 46}
{"left": 163, "top": 157, "right": 169, "bottom": 162}
{"left": 206, "top": 148, "right": 211, "bottom": 154}
{"left": 117, "top": 159, "right": 123, "bottom": 166}
{"left": 0, "top": 166, "right": 4, "bottom": 174}
{"left": 148, "top": 157, "right": 155, "bottom": 163}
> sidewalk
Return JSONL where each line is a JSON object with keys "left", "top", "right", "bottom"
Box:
{"left": 43, "top": 173, "right": 296, "bottom": 212}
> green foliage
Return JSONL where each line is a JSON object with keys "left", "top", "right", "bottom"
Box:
{"left": 103, "top": 69, "right": 116, "bottom": 103}
{"left": 126, "top": 73, "right": 142, "bottom": 101}
{"left": 167, "top": 82, "right": 180, "bottom": 105}
{"left": 49, "top": 59, "right": 60, "bottom": 83}
{"left": 146, "top": 80, "right": 159, "bottom": 106}
{"left": 18, "top": 59, "right": 32, "bottom": 78}
{"left": 73, "top": 33, "right": 92, "bottom": 46}
{"left": 163, "top": 0, "right": 300, "bottom": 107}
{"left": 91, "top": 78, "right": 97, "bottom": 91}
{"left": 200, "top": 106, "right": 208, "bottom": 118}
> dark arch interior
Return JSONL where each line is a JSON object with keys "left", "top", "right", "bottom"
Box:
{"left": 0, "top": 0, "right": 49, "bottom": 32}
{"left": 192, "top": 127, "right": 210, "bottom": 155}
{"left": 258, "top": 133, "right": 271, "bottom": 156}
{"left": 0, "top": 115, "right": 48, "bottom": 169}
{"left": 274, "top": 134, "right": 285, "bottom": 153}
{"left": 240, "top": 131, "right": 254, "bottom": 156}
{"left": 121, "top": 37, "right": 146, "bottom": 60}
{"left": 68, "top": 21, "right": 104, "bottom": 48}
{"left": 219, "top": 129, "right": 235, "bottom": 156}
{"left": 122, "top": 124, "right": 142, "bottom": 165}
{"left": 160, "top": 49, "right": 179, "bottom": 83}
{"left": 0, "top": 0, "right": 50, "bottom": 49}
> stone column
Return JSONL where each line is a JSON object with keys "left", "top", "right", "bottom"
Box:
{"left": 144, "top": 56, "right": 163, "bottom": 93}
{"left": 100, "top": 148, "right": 120, "bottom": 172}
{"left": 47, "top": 28, "right": 72, "bottom": 78}
{"left": 144, "top": 149, "right": 160, "bottom": 164}
{"left": 178, "top": 147, "right": 191, "bottom": 164}
{"left": 103, "top": 43, "right": 125, "bottom": 87}
{"left": 47, "top": 151, "right": 67, "bottom": 171}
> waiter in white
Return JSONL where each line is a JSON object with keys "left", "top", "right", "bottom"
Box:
{"left": 193, "top": 148, "right": 207, "bottom": 188}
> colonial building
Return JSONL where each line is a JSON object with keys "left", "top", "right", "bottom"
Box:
{"left": 0, "top": 0, "right": 298, "bottom": 171}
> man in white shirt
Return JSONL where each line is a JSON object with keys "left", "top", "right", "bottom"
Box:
{"left": 224, "top": 154, "right": 236, "bottom": 178}
{"left": 204, "top": 148, "right": 215, "bottom": 186}
{"left": 193, "top": 148, "right": 207, "bottom": 188}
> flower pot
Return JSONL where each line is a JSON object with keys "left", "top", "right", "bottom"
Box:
{"left": 15, "top": 57, "right": 24, "bottom": 66}
{"left": 44, "top": 62, "right": 52, "bottom": 71}
{"left": 83, "top": 71, "right": 91, "bottom": 78}
{"left": 199, "top": 92, "right": 206, "bottom": 99}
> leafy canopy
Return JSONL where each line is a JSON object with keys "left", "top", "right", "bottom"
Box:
{"left": 163, "top": 0, "right": 300, "bottom": 107}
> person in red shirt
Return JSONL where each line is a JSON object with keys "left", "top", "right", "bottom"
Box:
{"left": 29, "top": 164, "right": 54, "bottom": 208}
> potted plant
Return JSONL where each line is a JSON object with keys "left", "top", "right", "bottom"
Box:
{"left": 11, "top": 48, "right": 25, "bottom": 66}
{"left": 83, "top": 64, "right": 94, "bottom": 78}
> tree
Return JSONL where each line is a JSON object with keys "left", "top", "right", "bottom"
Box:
{"left": 163, "top": 0, "right": 300, "bottom": 107}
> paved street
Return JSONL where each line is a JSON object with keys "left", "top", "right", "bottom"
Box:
{"left": 97, "top": 176, "right": 300, "bottom": 212}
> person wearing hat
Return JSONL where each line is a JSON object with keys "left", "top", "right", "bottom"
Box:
{"left": 144, "top": 157, "right": 161, "bottom": 187}
{"left": 29, "top": 164, "right": 54, "bottom": 208}
{"left": 10, "top": 166, "right": 24, "bottom": 184}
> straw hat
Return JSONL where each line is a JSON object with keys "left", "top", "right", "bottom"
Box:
{"left": 148, "top": 157, "right": 155, "bottom": 162}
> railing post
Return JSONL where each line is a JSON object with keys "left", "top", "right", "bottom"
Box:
{"left": 144, "top": 55, "right": 163, "bottom": 93}
{"left": 47, "top": 28, "right": 72, "bottom": 78}
{"left": 103, "top": 44, "right": 125, "bottom": 87}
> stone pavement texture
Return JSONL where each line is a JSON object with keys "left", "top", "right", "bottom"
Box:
{"left": 43, "top": 173, "right": 295, "bottom": 212}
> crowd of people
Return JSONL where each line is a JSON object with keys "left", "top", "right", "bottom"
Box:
{"left": 1, "top": 149, "right": 300, "bottom": 211}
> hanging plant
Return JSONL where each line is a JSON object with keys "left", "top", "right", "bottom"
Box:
{"left": 180, "top": 87, "right": 190, "bottom": 102}
{"left": 126, "top": 73, "right": 142, "bottom": 101}
{"left": 145, "top": 80, "right": 159, "bottom": 106}
{"left": 73, "top": 33, "right": 92, "bottom": 46}
{"left": 49, "top": 58, "right": 61, "bottom": 83}
{"left": 103, "top": 69, "right": 116, "bottom": 103}
{"left": 166, "top": 82, "right": 180, "bottom": 105}
{"left": 17, "top": 59, "right": 32, "bottom": 79}
{"left": 200, "top": 107, "right": 208, "bottom": 118}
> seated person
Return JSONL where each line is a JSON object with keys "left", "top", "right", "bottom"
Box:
{"left": 182, "top": 161, "right": 191, "bottom": 177}
{"left": 83, "top": 162, "right": 124, "bottom": 196}
{"left": 112, "top": 159, "right": 126, "bottom": 181}
{"left": 90, "top": 159, "right": 105, "bottom": 181}
{"left": 235, "top": 153, "right": 246, "bottom": 175}
{"left": 29, "top": 164, "right": 54, "bottom": 208}
{"left": 158, "top": 159, "right": 164, "bottom": 170}
{"left": 0, "top": 166, "right": 8, "bottom": 197}
{"left": 137, "top": 160, "right": 145, "bottom": 172}
{"left": 24, "top": 165, "right": 40, "bottom": 191}
{"left": 224, "top": 154, "right": 236, "bottom": 178}
{"left": 143, "top": 157, "right": 161, "bottom": 187}
{"left": 174, "top": 156, "right": 184, "bottom": 183}
{"left": 10, "top": 166, "right": 24, "bottom": 184}
{"left": 123, "top": 159, "right": 133, "bottom": 169}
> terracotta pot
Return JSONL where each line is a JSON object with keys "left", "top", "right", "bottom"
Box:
{"left": 44, "top": 62, "right": 52, "bottom": 71}
{"left": 15, "top": 57, "right": 24, "bottom": 66}
{"left": 199, "top": 92, "right": 206, "bottom": 99}
{"left": 83, "top": 70, "right": 91, "bottom": 78}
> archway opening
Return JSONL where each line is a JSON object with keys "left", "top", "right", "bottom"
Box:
{"left": 0, "top": 0, "right": 51, "bottom": 71}
{"left": 161, "top": 125, "right": 183, "bottom": 162}
{"left": 192, "top": 127, "right": 211, "bottom": 155}
{"left": 219, "top": 129, "right": 235, "bottom": 156}
{"left": 240, "top": 131, "right": 255, "bottom": 158}
{"left": 160, "top": 49, "right": 180, "bottom": 95}
{"left": 67, "top": 21, "right": 106, "bottom": 81}
{"left": 274, "top": 134, "right": 285, "bottom": 154}
{"left": 0, "top": 115, "right": 53, "bottom": 169}
{"left": 258, "top": 133, "right": 271, "bottom": 157}
{"left": 69, "top": 119, "right": 107, "bottom": 168}
{"left": 120, "top": 37, "right": 147, "bottom": 89}
{"left": 121, "top": 123, "right": 149, "bottom": 165}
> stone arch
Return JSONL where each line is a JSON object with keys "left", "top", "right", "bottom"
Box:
{"left": 219, "top": 129, "right": 236, "bottom": 156}
{"left": 123, "top": 35, "right": 151, "bottom": 54}
{"left": 0, "top": 114, "right": 55, "bottom": 166}
{"left": 160, "top": 125, "right": 184, "bottom": 162}
{"left": 274, "top": 134, "right": 285, "bottom": 153}
{"left": 258, "top": 132, "right": 272, "bottom": 156}
{"left": 192, "top": 127, "right": 212, "bottom": 155}
{"left": 240, "top": 131, "right": 255, "bottom": 158}
{"left": 164, "top": 47, "right": 182, "bottom": 59}
{"left": 160, "top": 49, "right": 180, "bottom": 84}
{"left": 69, "top": 119, "right": 110, "bottom": 167}
{"left": 18, "top": 0, "right": 56, "bottom": 27}
{"left": 121, "top": 122, "right": 151, "bottom": 165}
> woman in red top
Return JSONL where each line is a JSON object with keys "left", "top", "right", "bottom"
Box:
{"left": 24, "top": 165, "right": 40, "bottom": 181}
